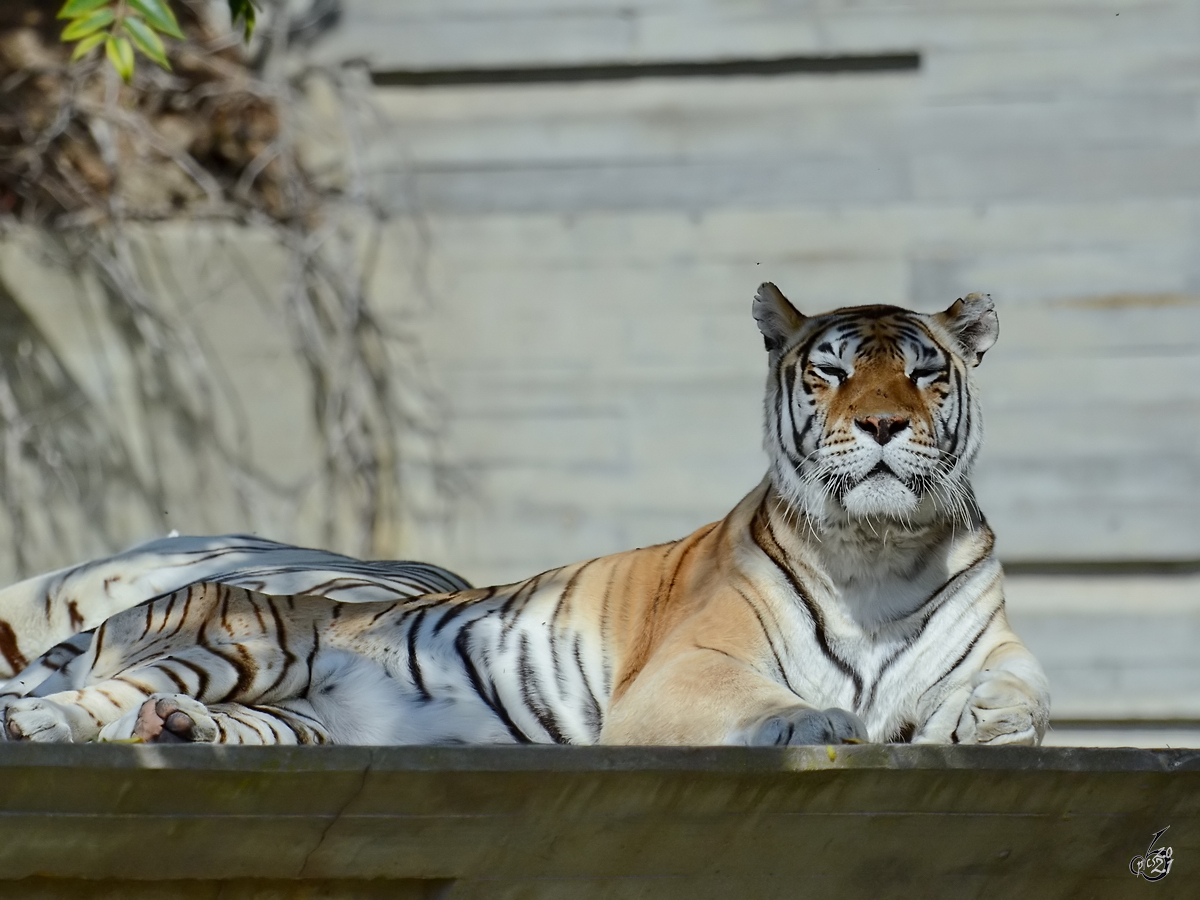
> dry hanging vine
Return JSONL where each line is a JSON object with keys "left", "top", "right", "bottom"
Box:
{"left": 0, "top": 0, "right": 446, "bottom": 578}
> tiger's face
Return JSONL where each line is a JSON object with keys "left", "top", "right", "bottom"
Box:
{"left": 753, "top": 283, "right": 999, "bottom": 525}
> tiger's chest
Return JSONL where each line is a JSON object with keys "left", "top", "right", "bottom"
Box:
{"left": 782, "top": 575, "right": 997, "bottom": 741}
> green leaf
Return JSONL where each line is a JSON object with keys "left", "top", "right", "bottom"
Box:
{"left": 57, "top": 0, "right": 111, "bottom": 20}
{"left": 105, "top": 33, "right": 135, "bottom": 82}
{"left": 227, "top": 0, "right": 257, "bottom": 42}
{"left": 123, "top": 15, "right": 171, "bottom": 69}
{"left": 61, "top": 7, "right": 114, "bottom": 41}
{"left": 127, "top": 0, "right": 185, "bottom": 40}
{"left": 69, "top": 29, "right": 108, "bottom": 60}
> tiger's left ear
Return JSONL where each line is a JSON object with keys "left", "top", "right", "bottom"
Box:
{"left": 753, "top": 282, "right": 807, "bottom": 353}
{"left": 935, "top": 292, "right": 999, "bottom": 366}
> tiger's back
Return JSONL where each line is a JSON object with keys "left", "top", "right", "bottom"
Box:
{"left": 17, "top": 527, "right": 721, "bottom": 745}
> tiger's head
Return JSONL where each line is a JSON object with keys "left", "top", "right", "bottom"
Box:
{"left": 753, "top": 282, "right": 998, "bottom": 527}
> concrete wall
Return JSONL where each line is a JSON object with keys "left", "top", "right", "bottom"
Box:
{"left": 0, "top": 1, "right": 1198, "bottom": 737}
{"left": 0, "top": 743, "right": 1195, "bottom": 899}
{"left": 327, "top": 0, "right": 1200, "bottom": 736}
{"left": 321, "top": 0, "right": 1200, "bottom": 580}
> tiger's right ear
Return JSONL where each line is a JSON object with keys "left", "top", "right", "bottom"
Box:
{"left": 753, "top": 283, "right": 806, "bottom": 353}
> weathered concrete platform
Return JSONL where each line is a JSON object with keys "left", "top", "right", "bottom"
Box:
{"left": 0, "top": 744, "right": 1195, "bottom": 898}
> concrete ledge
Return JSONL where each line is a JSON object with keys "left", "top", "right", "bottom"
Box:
{"left": 1, "top": 745, "right": 1196, "bottom": 899}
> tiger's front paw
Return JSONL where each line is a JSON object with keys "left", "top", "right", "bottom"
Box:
{"left": 103, "top": 693, "right": 219, "bottom": 744}
{"left": 749, "top": 706, "right": 868, "bottom": 746}
{"left": 954, "top": 672, "right": 1047, "bottom": 746}
{"left": 2, "top": 698, "right": 74, "bottom": 743}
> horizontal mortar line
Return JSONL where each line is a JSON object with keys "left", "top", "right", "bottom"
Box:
{"left": 1002, "top": 559, "right": 1200, "bottom": 576}
{"left": 381, "top": 155, "right": 896, "bottom": 175}
{"left": 370, "top": 53, "right": 921, "bottom": 87}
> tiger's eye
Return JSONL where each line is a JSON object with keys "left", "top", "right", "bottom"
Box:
{"left": 814, "top": 365, "right": 847, "bottom": 383}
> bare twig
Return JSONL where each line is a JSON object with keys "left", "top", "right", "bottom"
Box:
{"left": 0, "top": 0, "right": 446, "bottom": 576}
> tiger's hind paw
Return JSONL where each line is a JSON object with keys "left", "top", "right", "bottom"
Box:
{"left": 2, "top": 698, "right": 74, "bottom": 743}
{"left": 131, "top": 693, "right": 218, "bottom": 744}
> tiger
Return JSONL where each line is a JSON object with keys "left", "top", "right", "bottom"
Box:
{"left": 0, "top": 284, "right": 1049, "bottom": 747}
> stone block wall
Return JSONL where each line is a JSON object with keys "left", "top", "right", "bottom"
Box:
{"left": 1, "top": 1, "right": 1197, "bottom": 737}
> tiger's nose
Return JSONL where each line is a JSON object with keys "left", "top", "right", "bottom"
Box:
{"left": 855, "top": 415, "right": 910, "bottom": 445}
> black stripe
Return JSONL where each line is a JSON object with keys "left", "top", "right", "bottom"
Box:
{"left": 795, "top": 330, "right": 827, "bottom": 397}
{"left": 136, "top": 605, "right": 156, "bottom": 642}
{"left": 752, "top": 501, "right": 864, "bottom": 703}
{"left": 157, "top": 589, "right": 179, "bottom": 635}
{"left": 917, "top": 539, "right": 996, "bottom": 620}
{"left": 499, "top": 573, "right": 545, "bottom": 647}
{"left": 300, "top": 618, "right": 320, "bottom": 692}
{"left": 931, "top": 603, "right": 1004, "bottom": 698}
{"left": 551, "top": 562, "right": 593, "bottom": 630}
{"left": 434, "top": 587, "right": 496, "bottom": 635}
{"left": 431, "top": 601, "right": 471, "bottom": 634}
{"left": 958, "top": 371, "right": 973, "bottom": 455}
{"left": 154, "top": 662, "right": 189, "bottom": 693}
{"left": 90, "top": 620, "right": 108, "bottom": 662}
{"left": 908, "top": 319, "right": 965, "bottom": 446}
{"left": 695, "top": 643, "right": 744, "bottom": 663}
{"left": 260, "top": 596, "right": 299, "bottom": 697}
{"left": 258, "top": 704, "right": 325, "bottom": 744}
{"left": 781, "top": 360, "right": 810, "bottom": 464}
{"left": 453, "top": 623, "right": 531, "bottom": 744}
{"left": 794, "top": 413, "right": 814, "bottom": 458}
{"left": 946, "top": 365, "right": 965, "bottom": 456}
{"left": 785, "top": 326, "right": 835, "bottom": 465}
{"left": 406, "top": 609, "right": 432, "bottom": 702}
{"left": 22, "top": 636, "right": 89, "bottom": 684}
{"left": 782, "top": 359, "right": 799, "bottom": 410}
{"left": 164, "top": 585, "right": 198, "bottom": 641}
{"left": 653, "top": 524, "right": 715, "bottom": 618}
{"left": 518, "top": 633, "right": 568, "bottom": 744}
{"left": 368, "top": 603, "right": 397, "bottom": 625}
{"left": 219, "top": 642, "right": 258, "bottom": 703}
{"left": 573, "top": 633, "right": 604, "bottom": 742}
{"left": 112, "top": 675, "right": 155, "bottom": 696}
{"left": 259, "top": 712, "right": 286, "bottom": 743}
{"left": 861, "top": 548, "right": 997, "bottom": 711}
{"left": 774, "top": 360, "right": 792, "bottom": 463}
{"left": 172, "top": 655, "right": 211, "bottom": 700}
{"left": 196, "top": 619, "right": 251, "bottom": 704}
{"left": 548, "top": 563, "right": 592, "bottom": 697}
{"left": 597, "top": 563, "right": 621, "bottom": 696}
{"left": 732, "top": 585, "right": 795, "bottom": 695}
{"left": 219, "top": 584, "right": 232, "bottom": 629}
